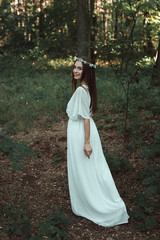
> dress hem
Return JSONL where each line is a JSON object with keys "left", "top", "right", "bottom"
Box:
{"left": 72, "top": 209, "right": 129, "bottom": 227}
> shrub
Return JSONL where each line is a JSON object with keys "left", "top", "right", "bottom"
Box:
{"left": 105, "top": 152, "right": 133, "bottom": 172}
{"left": 2, "top": 203, "right": 31, "bottom": 239}
{"left": 131, "top": 163, "right": 160, "bottom": 231}
{"left": 0, "top": 132, "right": 35, "bottom": 170}
{"left": 2, "top": 204, "right": 70, "bottom": 240}
{"left": 30, "top": 206, "right": 70, "bottom": 240}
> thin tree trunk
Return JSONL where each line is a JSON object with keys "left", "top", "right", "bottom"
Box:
{"left": 31, "top": 0, "right": 37, "bottom": 42}
{"left": 39, "top": 0, "right": 44, "bottom": 38}
{"left": 146, "top": 22, "right": 154, "bottom": 56}
{"left": 102, "top": 1, "right": 106, "bottom": 41}
{"left": 143, "top": 11, "right": 154, "bottom": 57}
{"left": 24, "top": 0, "right": 29, "bottom": 42}
{"left": 77, "top": 0, "right": 90, "bottom": 56}
{"left": 152, "top": 40, "right": 160, "bottom": 85}
{"left": 114, "top": 8, "right": 118, "bottom": 39}
{"left": 89, "top": 0, "right": 96, "bottom": 61}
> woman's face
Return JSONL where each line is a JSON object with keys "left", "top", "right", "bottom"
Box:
{"left": 73, "top": 61, "right": 83, "bottom": 80}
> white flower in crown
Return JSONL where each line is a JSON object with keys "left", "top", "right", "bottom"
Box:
{"left": 74, "top": 57, "right": 96, "bottom": 69}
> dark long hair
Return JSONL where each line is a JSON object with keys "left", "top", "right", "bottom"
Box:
{"left": 72, "top": 56, "right": 97, "bottom": 114}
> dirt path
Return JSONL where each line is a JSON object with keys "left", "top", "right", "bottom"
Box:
{"left": 0, "top": 116, "right": 159, "bottom": 240}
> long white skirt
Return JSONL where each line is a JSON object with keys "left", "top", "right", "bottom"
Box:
{"left": 67, "top": 117, "right": 129, "bottom": 227}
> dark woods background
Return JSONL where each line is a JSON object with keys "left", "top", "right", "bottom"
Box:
{"left": 1, "top": 0, "right": 160, "bottom": 78}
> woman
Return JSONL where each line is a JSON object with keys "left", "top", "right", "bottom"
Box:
{"left": 66, "top": 56, "right": 129, "bottom": 227}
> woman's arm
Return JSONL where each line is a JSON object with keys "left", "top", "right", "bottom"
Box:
{"left": 84, "top": 119, "right": 92, "bottom": 158}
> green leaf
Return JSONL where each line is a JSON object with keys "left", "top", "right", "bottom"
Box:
{"left": 145, "top": 186, "right": 158, "bottom": 196}
{"left": 145, "top": 216, "right": 157, "bottom": 230}
{"left": 144, "top": 206, "right": 153, "bottom": 214}
{"left": 130, "top": 210, "right": 145, "bottom": 219}
{"left": 0, "top": 133, "right": 35, "bottom": 170}
{"left": 142, "top": 176, "right": 156, "bottom": 185}
{"left": 52, "top": 158, "right": 61, "bottom": 164}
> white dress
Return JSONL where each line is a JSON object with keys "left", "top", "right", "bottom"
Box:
{"left": 66, "top": 84, "right": 129, "bottom": 227}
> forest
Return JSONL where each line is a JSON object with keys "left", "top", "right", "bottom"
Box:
{"left": 0, "top": 0, "right": 160, "bottom": 239}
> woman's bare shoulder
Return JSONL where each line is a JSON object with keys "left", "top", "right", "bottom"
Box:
{"left": 78, "top": 86, "right": 89, "bottom": 94}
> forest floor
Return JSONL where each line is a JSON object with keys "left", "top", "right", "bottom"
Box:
{"left": 0, "top": 112, "right": 159, "bottom": 240}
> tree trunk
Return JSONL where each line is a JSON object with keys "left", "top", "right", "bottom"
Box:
{"left": 114, "top": 9, "right": 118, "bottom": 39}
{"left": 24, "top": 0, "right": 29, "bottom": 42}
{"left": 152, "top": 40, "right": 160, "bottom": 85}
{"left": 77, "top": 0, "right": 89, "bottom": 56}
{"left": 89, "top": 0, "right": 96, "bottom": 61}
{"left": 146, "top": 22, "right": 154, "bottom": 57}
{"left": 39, "top": 0, "right": 44, "bottom": 38}
{"left": 143, "top": 11, "right": 154, "bottom": 57}
{"left": 31, "top": 0, "right": 37, "bottom": 42}
{"left": 102, "top": 1, "right": 106, "bottom": 41}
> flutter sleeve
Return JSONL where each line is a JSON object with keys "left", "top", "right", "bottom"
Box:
{"left": 66, "top": 87, "right": 91, "bottom": 120}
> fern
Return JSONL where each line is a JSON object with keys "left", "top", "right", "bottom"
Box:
{"left": 140, "top": 131, "right": 160, "bottom": 159}
{"left": 30, "top": 206, "right": 71, "bottom": 240}
{"left": 131, "top": 192, "right": 158, "bottom": 231}
{"left": 105, "top": 152, "right": 133, "bottom": 172}
{"left": 131, "top": 163, "right": 160, "bottom": 231}
{"left": 0, "top": 132, "right": 35, "bottom": 170}
{"left": 2, "top": 203, "right": 31, "bottom": 239}
{"left": 2, "top": 204, "right": 70, "bottom": 240}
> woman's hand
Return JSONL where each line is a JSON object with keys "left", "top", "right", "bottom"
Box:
{"left": 84, "top": 143, "right": 92, "bottom": 159}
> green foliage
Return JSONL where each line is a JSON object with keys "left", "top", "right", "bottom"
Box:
{"left": 27, "top": 46, "right": 50, "bottom": 70}
{"left": 41, "top": 0, "right": 77, "bottom": 58}
{"left": 105, "top": 152, "right": 133, "bottom": 172}
{"left": 96, "top": 0, "right": 160, "bottom": 141}
{"left": 0, "top": 55, "right": 71, "bottom": 134}
{"left": 1, "top": 54, "right": 159, "bottom": 137}
{"left": 97, "top": 124, "right": 104, "bottom": 130}
{"left": 131, "top": 163, "right": 159, "bottom": 231}
{"left": 140, "top": 131, "right": 160, "bottom": 160}
{"left": 131, "top": 192, "right": 158, "bottom": 231}
{"left": 0, "top": 132, "right": 35, "bottom": 170}
{"left": 98, "top": 0, "right": 159, "bottom": 61}
{"left": 52, "top": 158, "right": 61, "bottom": 164}
{"left": 1, "top": 0, "right": 159, "bottom": 60}
{"left": 133, "top": 192, "right": 156, "bottom": 212}
{"left": 137, "top": 164, "right": 160, "bottom": 195}
{"left": 2, "top": 204, "right": 70, "bottom": 240}
{"left": 96, "top": 66, "right": 126, "bottom": 113}
{"left": 2, "top": 203, "right": 31, "bottom": 239}
{"left": 30, "top": 206, "right": 70, "bottom": 240}
{"left": 130, "top": 130, "right": 160, "bottom": 231}
{"left": 126, "top": 115, "right": 159, "bottom": 154}
{"left": 1, "top": 0, "right": 77, "bottom": 57}
{"left": 129, "top": 74, "right": 160, "bottom": 114}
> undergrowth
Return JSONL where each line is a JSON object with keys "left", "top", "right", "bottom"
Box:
{"left": 104, "top": 152, "right": 133, "bottom": 172}
{"left": 0, "top": 55, "right": 71, "bottom": 134}
{"left": 2, "top": 203, "right": 70, "bottom": 240}
{"left": 0, "top": 131, "right": 35, "bottom": 170}
{"left": 130, "top": 131, "right": 160, "bottom": 231}
{"left": 0, "top": 55, "right": 159, "bottom": 135}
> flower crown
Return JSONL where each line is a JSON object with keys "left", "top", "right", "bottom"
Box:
{"left": 74, "top": 57, "right": 96, "bottom": 69}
